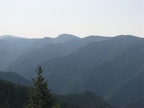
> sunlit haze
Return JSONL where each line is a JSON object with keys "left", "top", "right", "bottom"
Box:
{"left": 0, "top": 0, "right": 144, "bottom": 38}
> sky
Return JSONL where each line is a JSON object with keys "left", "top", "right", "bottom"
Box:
{"left": 0, "top": 0, "right": 144, "bottom": 38}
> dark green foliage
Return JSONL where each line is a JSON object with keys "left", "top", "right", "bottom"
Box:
{"left": 25, "top": 66, "right": 52, "bottom": 108}
{"left": 52, "top": 102, "right": 61, "bottom": 108}
{"left": 0, "top": 78, "right": 115, "bottom": 108}
{"left": 0, "top": 79, "right": 28, "bottom": 108}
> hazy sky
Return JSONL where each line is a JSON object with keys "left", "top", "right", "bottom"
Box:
{"left": 0, "top": 0, "right": 144, "bottom": 38}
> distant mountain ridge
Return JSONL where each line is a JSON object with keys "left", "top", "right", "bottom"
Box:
{"left": 6, "top": 34, "right": 110, "bottom": 78}
{"left": 0, "top": 35, "right": 25, "bottom": 39}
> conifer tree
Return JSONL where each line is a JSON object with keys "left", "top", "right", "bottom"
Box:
{"left": 25, "top": 66, "right": 52, "bottom": 108}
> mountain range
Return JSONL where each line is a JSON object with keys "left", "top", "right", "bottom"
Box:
{"left": 0, "top": 34, "right": 144, "bottom": 108}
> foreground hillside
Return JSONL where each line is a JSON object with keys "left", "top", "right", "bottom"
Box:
{"left": 0, "top": 79, "right": 28, "bottom": 108}
{"left": 0, "top": 79, "right": 115, "bottom": 108}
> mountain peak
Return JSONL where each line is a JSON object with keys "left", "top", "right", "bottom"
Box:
{"left": 55, "top": 34, "right": 79, "bottom": 43}
{"left": 57, "top": 33, "right": 79, "bottom": 38}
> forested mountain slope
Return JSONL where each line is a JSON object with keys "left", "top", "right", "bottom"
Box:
{"left": 68, "top": 40, "right": 144, "bottom": 108}
{"left": 0, "top": 71, "right": 32, "bottom": 86}
{"left": 0, "top": 79, "right": 115, "bottom": 108}
{"left": 55, "top": 91, "right": 115, "bottom": 108}
{"left": 124, "top": 97, "right": 144, "bottom": 108}
{"left": 0, "top": 79, "right": 28, "bottom": 108}
{"left": 37, "top": 35, "right": 142, "bottom": 94}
